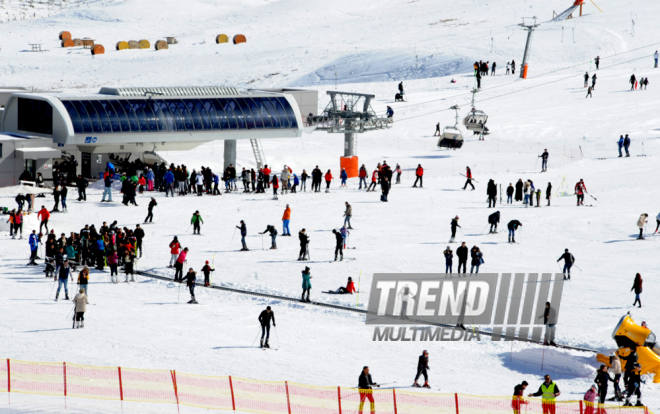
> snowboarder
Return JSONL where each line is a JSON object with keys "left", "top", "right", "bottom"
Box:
{"left": 617, "top": 135, "right": 625, "bottom": 157}
{"left": 540, "top": 149, "right": 549, "bottom": 172}
{"left": 174, "top": 248, "right": 188, "bottom": 282}
{"left": 506, "top": 183, "right": 514, "bottom": 204}
{"left": 584, "top": 72, "right": 589, "bottom": 87}
{"left": 237, "top": 220, "right": 248, "bottom": 251}
{"left": 488, "top": 211, "right": 500, "bottom": 234}
{"left": 358, "top": 366, "right": 379, "bottom": 414}
{"left": 528, "top": 375, "right": 560, "bottom": 410}
{"left": 298, "top": 229, "right": 309, "bottom": 261}
{"left": 182, "top": 268, "right": 197, "bottom": 303}
{"left": 344, "top": 202, "right": 353, "bottom": 229}
{"left": 444, "top": 247, "right": 453, "bottom": 273}
{"left": 450, "top": 216, "right": 460, "bottom": 243}
{"left": 202, "top": 261, "right": 214, "bottom": 287}
{"left": 513, "top": 382, "right": 529, "bottom": 414}
{"left": 261, "top": 225, "right": 278, "bottom": 249}
{"left": 258, "top": 306, "right": 276, "bottom": 348}
{"left": 463, "top": 167, "right": 475, "bottom": 190}
{"left": 55, "top": 260, "right": 71, "bottom": 301}
{"left": 332, "top": 229, "right": 344, "bottom": 261}
{"left": 487, "top": 179, "right": 497, "bottom": 208}
{"left": 144, "top": 198, "right": 157, "bottom": 223}
{"left": 301, "top": 266, "right": 312, "bottom": 302}
{"left": 557, "top": 249, "right": 575, "bottom": 280}
{"left": 169, "top": 236, "right": 181, "bottom": 267}
{"left": 575, "top": 179, "right": 587, "bottom": 206}
{"left": 637, "top": 213, "right": 648, "bottom": 239}
{"left": 191, "top": 211, "right": 203, "bottom": 235}
{"left": 73, "top": 288, "right": 88, "bottom": 329}
{"left": 546, "top": 183, "right": 552, "bottom": 206}
{"left": 507, "top": 220, "right": 522, "bottom": 243}
{"left": 413, "top": 350, "right": 430, "bottom": 388}
{"left": 631, "top": 273, "right": 642, "bottom": 307}
{"left": 624, "top": 134, "right": 631, "bottom": 157}
{"left": 413, "top": 164, "right": 423, "bottom": 188}
{"left": 282, "top": 205, "right": 291, "bottom": 236}
{"left": 457, "top": 242, "right": 468, "bottom": 274}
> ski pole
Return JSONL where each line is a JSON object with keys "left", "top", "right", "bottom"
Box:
{"left": 356, "top": 270, "right": 362, "bottom": 306}
{"left": 252, "top": 328, "right": 262, "bottom": 347}
{"left": 574, "top": 264, "right": 583, "bottom": 271}
{"left": 274, "top": 326, "right": 280, "bottom": 349}
{"left": 65, "top": 304, "right": 75, "bottom": 320}
{"left": 229, "top": 227, "right": 237, "bottom": 248}
{"left": 262, "top": 234, "right": 265, "bottom": 250}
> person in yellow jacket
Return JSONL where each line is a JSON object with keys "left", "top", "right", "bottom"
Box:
{"left": 528, "top": 375, "right": 561, "bottom": 414}
{"left": 282, "top": 205, "right": 291, "bottom": 236}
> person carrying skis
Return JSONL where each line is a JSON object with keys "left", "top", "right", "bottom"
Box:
{"left": 73, "top": 288, "right": 88, "bottom": 329}
{"left": 145, "top": 198, "right": 157, "bottom": 223}
{"left": 55, "top": 260, "right": 71, "bottom": 301}
{"left": 413, "top": 164, "right": 423, "bottom": 188}
{"left": 617, "top": 135, "right": 625, "bottom": 157}
{"left": 169, "top": 236, "right": 181, "bottom": 267}
{"left": 450, "top": 216, "right": 460, "bottom": 243}
{"left": 258, "top": 306, "right": 276, "bottom": 348}
{"left": 174, "top": 248, "right": 188, "bottom": 282}
{"left": 574, "top": 179, "right": 587, "bottom": 206}
{"left": 261, "top": 225, "right": 278, "bottom": 249}
{"left": 557, "top": 249, "right": 575, "bottom": 280}
{"left": 540, "top": 149, "right": 549, "bottom": 172}
{"left": 457, "top": 242, "right": 468, "bottom": 274}
{"left": 202, "top": 261, "right": 214, "bottom": 287}
{"left": 332, "top": 229, "right": 344, "bottom": 261}
{"left": 237, "top": 220, "right": 248, "bottom": 251}
{"left": 444, "top": 246, "right": 453, "bottom": 273}
{"left": 488, "top": 211, "right": 500, "bottom": 234}
{"left": 28, "top": 230, "right": 39, "bottom": 265}
{"left": 413, "top": 350, "right": 430, "bottom": 388}
{"left": 631, "top": 273, "right": 643, "bottom": 307}
{"left": 191, "top": 211, "right": 203, "bottom": 235}
{"left": 624, "top": 134, "right": 631, "bottom": 157}
{"left": 507, "top": 220, "right": 522, "bottom": 243}
{"left": 637, "top": 213, "right": 648, "bottom": 239}
{"left": 344, "top": 202, "right": 353, "bottom": 229}
{"left": 282, "top": 205, "right": 292, "bottom": 236}
{"left": 182, "top": 268, "right": 197, "bottom": 303}
{"left": 513, "top": 381, "right": 529, "bottom": 414}
{"left": 298, "top": 229, "right": 309, "bottom": 261}
{"left": 358, "top": 366, "right": 379, "bottom": 414}
{"left": 301, "top": 266, "right": 312, "bottom": 302}
{"left": 487, "top": 179, "right": 497, "bottom": 207}
{"left": 528, "top": 375, "right": 560, "bottom": 413}
{"left": 463, "top": 167, "right": 475, "bottom": 190}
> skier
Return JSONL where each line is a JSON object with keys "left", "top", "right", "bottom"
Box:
{"left": 528, "top": 375, "right": 560, "bottom": 412}
{"left": 463, "top": 167, "right": 475, "bottom": 190}
{"left": 202, "top": 261, "right": 214, "bottom": 287}
{"left": 631, "top": 273, "right": 642, "bottom": 307}
{"left": 340, "top": 168, "right": 348, "bottom": 187}
{"left": 506, "top": 183, "right": 514, "bottom": 204}
{"left": 37, "top": 205, "right": 50, "bottom": 234}
{"left": 169, "top": 236, "right": 181, "bottom": 267}
{"left": 191, "top": 211, "right": 203, "bottom": 235}
{"left": 624, "top": 134, "right": 631, "bottom": 157}
{"left": 617, "top": 135, "right": 625, "bottom": 157}
{"left": 630, "top": 74, "right": 637, "bottom": 90}
{"left": 261, "top": 225, "right": 278, "bottom": 249}
{"left": 595, "top": 365, "right": 612, "bottom": 404}
{"left": 623, "top": 363, "right": 644, "bottom": 407}
{"left": 487, "top": 179, "right": 497, "bottom": 207}
{"left": 332, "top": 229, "right": 344, "bottom": 261}
{"left": 543, "top": 302, "right": 557, "bottom": 346}
{"left": 584, "top": 72, "right": 589, "bottom": 87}
{"left": 574, "top": 179, "right": 587, "bottom": 206}
{"left": 444, "top": 246, "right": 453, "bottom": 273}
{"left": 507, "top": 220, "right": 522, "bottom": 243}
{"left": 258, "top": 306, "right": 276, "bottom": 348}
{"left": 513, "top": 381, "right": 529, "bottom": 414}
{"left": 358, "top": 366, "right": 379, "bottom": 414}
{"left": 182, "top": 268, "right": 197, "bottom": 303}
{"left": 367, "top": 168, "right": 378, "bottom": 192}
{"left": 413, "top": 350, "right": 430, "bottom": 388}
{"left": 28, "top": 230, "right": 39, "bottom": 265}
{"left": 595, "top": 55, "right": 600, "bottom": 69}
{"left": 301, "top": 266, "right": 312, "bottom": 302}
{"left": 398, "top": 81, "right": 404, "bottom": 95}
{"left": 291, "top": 174, "right": 299, "bottom": 193}
{"left": 557, "top": 249, "right": 575, "bottom": 280}
{"left": 144, "top": 198, "right": 157, "bottom": 223}
{"left": 449, "top": 216, "right": 460, "bottom": 243}
{"left": 73, "top": 288, "right": 88, "bottom": 329}
{"left": 546, "top": 183, "right": 552, "bottom": 206}
{"left": 77, "top": 266, "right": 89, "bottom": 296}
{"left": 324, "top": 169, "right": 333, "bottom": 192}
{"left": 340, "top": 225, "right": 350, "bottom": 249}
{"left": 282, "top": 205, "right": 291, "bottom": 236}
{"left": 55, "top": 260, "right": 71, "bottom": 301}
{"left": 488, "top": 211, "right": 500, "bottom": 234}
{"left": 236, "top": 220, "right": 248, "bottom": 251}
{"left": 386, "top": 106, "right": 394, "bottom": 118}
{"left": 343, "top": 202, "right": 353, "bottom": 229}
{"left": 13, "top": 210, "right": 23, "bottom": 239}
{"left": 174, "top": 248, "right": 188, "bottom": 282}
{"left": 540, "top": 149, "right": 549, "bottom": 172}
{"left": 637, "top": 213, "right": 648, "bottom": 239}
{"left": 330, "top": 276, "right": 356, "bottom": 294}
{"left": 413, "top": 164, "right": 423, "bottom": 188}
{"left": 298, "top": 229, "right": 309, "bottom": 261}
{"left": 457, "top": 242, "right": 468, "bottom": 274}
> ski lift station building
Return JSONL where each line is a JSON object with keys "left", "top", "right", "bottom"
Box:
{"left": 0, "top": 86, "right": 318, "bottom": 187}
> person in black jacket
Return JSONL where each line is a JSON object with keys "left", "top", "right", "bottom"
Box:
{"left": 258, "top": 306, "right": 276, "bottom": 348}
{"left": 358, "top": 366, "right": 379, "bottom": 414}
{"left": 182, "top": 268, "right": 197, "bottom": 303}
{"left": 546, "top": 183, "right": 552, "bottom": 206}
{"left": 237, "top": 220, "right": 248, "bottom": 251}
{"left": 76, "top": 174, "right": 88, "bottom": 201}
{"left": 450, "top": 216, "right": 460, "bottom": 243}
{"left": 144, "top": 198, "right": 157, "bottom": 223}
{"left": 515, "top": 179, "right": 523, "bottom": 202}
{"left": 488, "top": 211, "right": 500, "bottom": 234}
{"left": 507, "top": 220, "right": 522, "bottom": 243}
{"left": 261, "top": 225, "right": 278, "bottom": 249}
{"left": 201, "top": 261, "right": 214, "bottom": 287}
{"left": 512, "top": 381, "right": 528, "bottom": 414}
{"left": 413, "top": 350, "right": 430, "bottom": 388}
{"left": 631, "top": 273, "right": 642, "bottom": 307}
{"left": 624, "top": 363, "right": 643, "bottom": 407}
{"left": 134, "top": 224, "right": 145, "bottom": 258}
{"left": 456, "top": 242, "right": 468, "bottom": 274}
{"left": 595, "top": 365, "right": 612, "bottom": 404}
{"left": 298, "top": 229, "right": 309, "bottom": 261}
{"left": 487, "top": 179, "right": 497, "bottom": 208}
{"left": 507, "top": 183, "right": 514, "bottom": 204}
{"left": 332, "top": 229, "right": 344, "bottom": 261}
{"left": 557, "top": 249, "right": 575, "bottom": 280}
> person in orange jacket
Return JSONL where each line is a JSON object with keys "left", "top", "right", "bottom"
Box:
{"left": 271, "top": 175, "right": 279, "bottom": 200}
{"left": 367, "top": 169, "right": 378, "bottom": 192}
{"left": 324, "top": 170, "right": 333, "bottom": 193}
{"left": 138, "top": 175, "right": 146, "bottom": 194}
{"left": 413, "top": 164, "right": 424, "bottom": 188}
{"left": 37, "top": 206, "right": 50, "bottom": 234}
{"left": 282, "top": 204, "right": 291, "bottom": 236}
{"left": 263, "top": 165, "right": 271, "bottom": 188}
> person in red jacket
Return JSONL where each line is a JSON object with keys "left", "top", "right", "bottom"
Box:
{"left": 413, "top": 164, "right": 424, "bottom": 188}
{"left": 271, "top": 175, "right": 279, "bottom": 200}
{"left": 463, "top": 167, "right": 475, "bottom": 190}
{"left": 263, "top": 165, "right": 271, "bottom": 188}
{"left": 574, "top": 179, "right": 587, "bottom": 206}
{"left": 358, "top": 165, "right": 368, "bottom": 189}
{"left": 367, "top": 169, "right": 378, "bottom": 192}
{"left": 324, "top": 170, "right": 333, "bottom": 192}
{"left": 332, "top": 277, "right": 356, "bottom": 294}
{"left": 37, "top": 206, "right": 50, "bottom": 233}
{"left": 169, "top": 236, "right": 181, "bottom": 268}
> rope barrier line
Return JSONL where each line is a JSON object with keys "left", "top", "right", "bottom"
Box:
{"left": 136, "top": 270, "right": 596, "bottom": 353}
{"left": 0, "top": 358, "right": 652, "bottom": 414}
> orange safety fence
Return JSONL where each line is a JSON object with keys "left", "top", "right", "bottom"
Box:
{"left": 0, "top": 358, "right": 652, "bottom": 414}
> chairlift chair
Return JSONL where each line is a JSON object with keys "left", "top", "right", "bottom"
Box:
{"left": 462, "top": 88, "right": 489, "bottom": 137}
{"left": 438, "top": 105, "right": 464, "bottom": 149}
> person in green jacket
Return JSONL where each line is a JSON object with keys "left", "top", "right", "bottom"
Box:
{"left": 191, "top": 211, "right": 204, "bottom": 235}
{"left": 301, "top": 266, "right": 312, "bottom": 303}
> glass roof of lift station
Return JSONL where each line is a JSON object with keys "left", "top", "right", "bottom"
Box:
{"left": 58, "top": 94, "right": 299, "bottom": 135}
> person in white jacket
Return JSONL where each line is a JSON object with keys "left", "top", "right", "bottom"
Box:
{"left": 281, "top": 166, "right": 290, "bottom": 194}
{"left": 73, "top": 288, "right": 89, "bottom": 329}
{"left": 611, "top": 354, "right": 623, "bottom": 401}
{"left": 637, "top": 214, "right": 648, "bottom": 239}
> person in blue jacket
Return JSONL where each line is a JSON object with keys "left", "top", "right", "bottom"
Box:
{"left": 28, "top": 230, "right": 39, "bottom": 265}
{"left": 617, "top": 135, "right": 624, "bottom": 157}
{"left": 146, "top": 169, "right": 155, "bottom": 191}
{"left": 340, "top": 168, "right": 348, "bottom": 187}
{"left": 164, "top": 169, "right": 175, "bottom": 197}
{"left": 213, "top": 173, "right": 221, "bottom": 195}
{"left": 55, "top": 260, "right": 71, "bottom": 301}
{"left": 106, "top": 162, "right": 115, "bottom": 174}
{"left": 101, "top": 173, "right": 113, "bottom": 202}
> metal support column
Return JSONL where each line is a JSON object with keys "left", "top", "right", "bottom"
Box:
{"left": 519, "top": 17, "right": 539, "bottom": 79}
{"left": 344, "top": 133, "right": 356, "bottom": 157}
{"left": 224, "top": 139, "right": 236, "bottom": 170}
